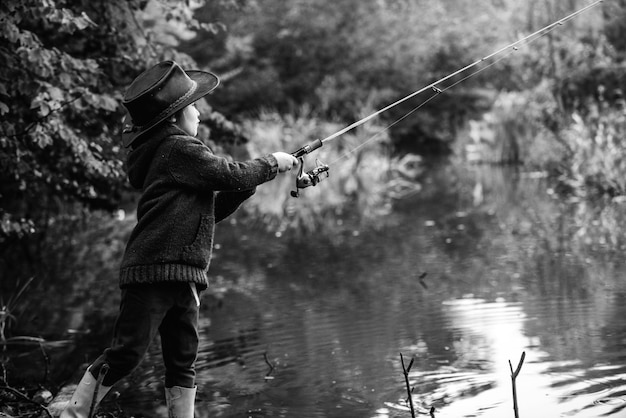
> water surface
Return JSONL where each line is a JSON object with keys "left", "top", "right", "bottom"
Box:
{"left": 12, "top": 164, "right": 626, "bottom": 417}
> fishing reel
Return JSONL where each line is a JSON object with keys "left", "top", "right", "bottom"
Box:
{"left": 290, "top": 158, "right": 329, "bottom": 198}
{"left": 289, "top": 138, "right": 330, "bottom": 197}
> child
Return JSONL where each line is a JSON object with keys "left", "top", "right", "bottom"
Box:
{"left": 61, "top": 60, "right": 298, "bottom": 418}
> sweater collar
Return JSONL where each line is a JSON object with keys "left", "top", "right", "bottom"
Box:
{"left": 126, "top": 123, "right": 189, "bottom": 189}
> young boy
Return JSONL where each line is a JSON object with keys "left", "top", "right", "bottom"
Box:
{"left": 61, "top": 60, "right": 298, "bottom": 418}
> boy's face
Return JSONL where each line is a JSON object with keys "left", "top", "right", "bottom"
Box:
{"left": 178, "top": 103, "right": 200, "bottom": 137}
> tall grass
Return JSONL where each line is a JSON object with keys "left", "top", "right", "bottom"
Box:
{"left": 240, "top": 107, "right": 423, "bottom": 234}
{"left": 459, "top": 79, "right": 626, "bottom": 199}
{"left": 457, "top": 82, "right": 626, "bottom": 251}
{"left": 563, "top": 102, "right": 626, "bottom": 196}
{"left": 456, "top": 82, "right": 570, "bottom": 168}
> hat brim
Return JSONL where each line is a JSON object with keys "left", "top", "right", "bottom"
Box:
{"left": 122, "top": 70, "right": 220, "bottom": 148}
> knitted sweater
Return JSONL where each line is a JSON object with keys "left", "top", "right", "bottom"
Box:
{"left": 119, "top": 124, "right": 278, "bottom": 288}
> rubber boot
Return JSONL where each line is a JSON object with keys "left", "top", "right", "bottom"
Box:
{"left": 60, "top": 368, "right": 112, "bottom": 418}
{"left": 165, "top": 385, "right": 196, "bottom": 418}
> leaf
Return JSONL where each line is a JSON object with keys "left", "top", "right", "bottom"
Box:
{"left": 98, "top": 95, "right": 119, "bottom": 112}
{"left": 81, "top": 11, "right": 97, "bottom": 24}
{"left": 58, "top": 72, "right": 73, "bottom": 88}
{"left": 47, "top": 86, "right": 64, "bottom": 101}
{"left": 30, "top": 94, "right": 43, "bottom": 110}
{"left": 0, "top": 22, "right": 21, "bottom": 43}
{"left": 201, "top": 22, "right": 227, "bottom": 34}
{"left": 31, "top": 124, "right": 53, "bottom": 148}
{"left": 0, "top": 102, "right": 8, "bottom": 115}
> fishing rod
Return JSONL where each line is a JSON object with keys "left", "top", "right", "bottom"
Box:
{"left": 289, "top": 0, "right": 604, "bottom": 197}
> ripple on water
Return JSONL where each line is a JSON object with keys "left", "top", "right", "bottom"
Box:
{"left": 99, "top": 288, "right": 625, "bottom": 417}
{"left": 387, "top": 296, "right": 626, "bottom": 418}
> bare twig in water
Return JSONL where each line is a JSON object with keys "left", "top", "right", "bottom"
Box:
{"left": 400, "top": 352, "right": 416, "bottom": 418}
{"left": 509, "top": 351, "right": 526, "bottom": 418}
{"left": 263, "top": 351, "right": 275, "bottom": 380}
{"left": 418, "top": 272, "right": 428, "bottom": 289}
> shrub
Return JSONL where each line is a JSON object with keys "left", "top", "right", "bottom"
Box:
{"left": 563, "top": 102, "right": 626, "bottom": 196}
{"left": 239, "top": 107, "right": 423, "bottom": 234}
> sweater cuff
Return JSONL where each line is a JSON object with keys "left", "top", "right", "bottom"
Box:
{"left": 264, "top": 154, "right": 279, "bottom": 181}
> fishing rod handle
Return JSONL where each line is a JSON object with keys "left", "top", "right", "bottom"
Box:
{"left": 291, "top": 139, "right": 323, "bottom": 158}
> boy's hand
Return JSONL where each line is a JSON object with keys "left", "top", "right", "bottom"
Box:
{"left": 272, "top": 152, "right": 299, "bottom": 173}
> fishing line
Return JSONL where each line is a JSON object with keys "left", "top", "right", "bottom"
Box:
{"left": 318, "top": 0, "right": 603, "bottom": 145}
{"left": 325, "top": 58, "right": 505, "bottom": 166}
{"left": 322, "top": 0, "right": 603, "bottom": 167}
{"left": 289, "top": 0, "right": 603, "bottom": 197}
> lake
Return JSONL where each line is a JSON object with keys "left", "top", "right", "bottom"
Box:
{"left": 8, "top": 163, "right": 626, "bottom": 417}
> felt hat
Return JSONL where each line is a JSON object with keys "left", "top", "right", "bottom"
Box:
{"left": 121, "top": 60, "right": 220, "bottom": 147}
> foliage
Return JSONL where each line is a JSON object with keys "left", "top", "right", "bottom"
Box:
{"left": 183, "top": 0, "right": 519, "bottom": 152}
{"left": 562, "top": 103, "right": 626, "bottom": 196}
{"left": 603, "top": 0, "right": 626, "bottom": 57}
{"left": 183, "top": 0, "right": 624, "bottom": 162}
{"left": 239, "top": 106, "right": 423, "bottom": 234}
{"left": 455, "top": 82, "right": 572, "bottom": 167}
{"left": 0, "top": 0, "right": 246, "bottom": 281}
{"left": 455, "top": 0, "right": 626, "bottom": 189}
{"left": 1, "top": 0, "right": 127, "bottom": 246}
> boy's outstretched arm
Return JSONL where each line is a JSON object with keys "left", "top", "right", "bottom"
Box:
{"left": 213, "top": 151, "right": 298, "bottom": 222}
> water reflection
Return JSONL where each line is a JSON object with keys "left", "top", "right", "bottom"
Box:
{"left": 9, "top": 164, "right": 626, "bottom": 417}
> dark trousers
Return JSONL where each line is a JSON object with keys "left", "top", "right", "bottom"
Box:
{"left": 90, "top": 282, "right": 200, "bottom": 388}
